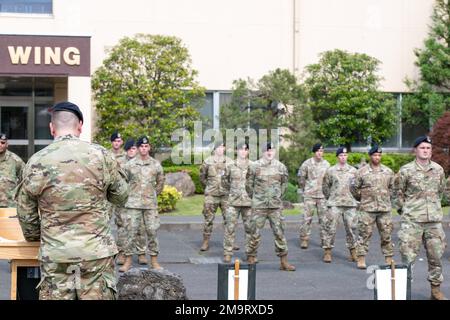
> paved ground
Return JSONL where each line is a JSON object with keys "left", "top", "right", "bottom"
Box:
{"left": 1, "top": 215, "right": 450, "bottom": 300}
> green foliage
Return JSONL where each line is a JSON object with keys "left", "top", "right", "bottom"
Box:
{"left": 403, "top": 0, "right": 450, "bottom": 127}
{"left": 164, "top": 165, "right": 203, "bottom": 194}
{"left": 322, "top": 152, "right": 415, "bottom": 172}
{"left": 282, "top": 182, "right": 298, "bottom": 203}
{"left": 304, "top": 49, "right": 397, "bottom": 150}
{"left": 220, "top": 69, "right": 316, "bottom": 156}
{"left": 279, "top": 146, "right": 312, "bottom": 186}
{"left": 92, "top": 34, "right": 205, "bottom": 149}
{"left": 157, "top": 185, "right": 182, "bottom": 213}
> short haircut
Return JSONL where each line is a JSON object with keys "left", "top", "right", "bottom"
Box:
{"left": 51, "top": 111, "right": 80, "bottom": 131}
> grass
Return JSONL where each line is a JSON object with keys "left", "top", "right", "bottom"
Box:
{"left": 164, "top": 194, "right": 449, "bottom": 216}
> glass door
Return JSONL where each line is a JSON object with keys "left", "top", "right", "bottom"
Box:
{"left": 0, "top": 99, "right": 32, "bottom": 161}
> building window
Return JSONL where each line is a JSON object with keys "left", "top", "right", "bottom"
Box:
{"left": 0, "top": 0, "right": 52, "bottom": 14}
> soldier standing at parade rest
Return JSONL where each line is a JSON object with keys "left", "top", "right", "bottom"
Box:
{"left": 110, "top": 131, "right": 126, "bottom": 161}
{"left": 246, "top": 143, "right": 296, "bottom": 271}
{"left": 222, "top": 142, "right": 253, "bottom": 263}
{"left": 350, "top": 145, "right": 395, "bottom": 269}
{"left": 322, "top": 147, "right": 358, "bottom": 263}
{"left": 120, "top": 136, "right": 165, "bottom": 272}
{"left": 297, "top": 143, "right": 330, "bottom": 249}
{"left": 395, "top": 136, "right": 448, "bottom": 300}
{"left": 199, "top": 141, "right": 233, "bottom": 252}
{"left": 0, "top": 133, "right": 25, "bottom": 208}
{"left": 16, "top": 101, "right": 129, "bottom": 299}
{"left": 115, "top": 138, "right": 148, "bottom": 266}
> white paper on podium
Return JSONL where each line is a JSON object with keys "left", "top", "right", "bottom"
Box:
{"left": 375, "top": 268, "right": 408, "bottom": 300}
{"left": 227, "top": 270, "right": 249, "bottom": 300}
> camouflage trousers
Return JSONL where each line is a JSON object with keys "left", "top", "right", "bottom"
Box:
{"left": 322, "top": 206, "right": 358, "bottom": 249}
{"left": 223, "top": 206, "right": 253, "bottom": 256}
{"left": 37, "top": 256, "right": 116, "bottom": 300}
{"left": 356, "top": 211, "right": 394, "bottom": 257}
{"left": 124, "top": 209, "right": 160, "bottom": 256}
{"left": 115, "top": 207, "right": 147, "bottom": 255}
{"left": 299, "top": 197, "right": 327, "bottom": 243}
{"left": 247, "top": 208, "right": 288, "bottom": 257}
{"left": 202, "top": 195, "right": 228, "bottom": 237}
{"left": 398, "top": 220, "right": 446, "bottom": 285}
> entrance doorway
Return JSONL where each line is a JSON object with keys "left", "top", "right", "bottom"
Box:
{"left": 0, "top": 76, "right": 66, "bottom": 161}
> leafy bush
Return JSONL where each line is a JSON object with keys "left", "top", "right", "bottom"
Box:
{"left": 158, "top": 185, "right": 182, "bottom": 213}
{"left": 283, "top": 182, "right": 299, "bottom": 203}
{"left": 323, "top": 152, "right": 414, "bottom": 173}
{"left": 164, "top": 165, "right": 203, "bottom": 194}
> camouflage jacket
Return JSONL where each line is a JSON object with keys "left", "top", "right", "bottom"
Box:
{"left": 395, "top": 160, "right": 446, "bottom": 223}
{"left": 15, "top": 134, "right": 129, "bottom": 263}
{"left": 112, "top": 149, "right": 127, "bottom": 165}
{"left": 225, "top": 158, "right": 252, "bottom": 207}
{"left": 350, "top": 164, "right": 394, "bottom": 212}
{"left": 323, "top": 163, "right": 357, "bottom": 207}
{"left": 200, "top": 155, "right": 231, "bottom": 197}
{"left": 297, "top": 157, "right": 330, "bottom": 199}
{"left": 0, "top": 150, "right": 25, "bottom": 207}
{"left": 124, "top": 156, "right": 164, "bottom": 210}
{"left": 246, "top": 158, "right": 288, "bottom": 209}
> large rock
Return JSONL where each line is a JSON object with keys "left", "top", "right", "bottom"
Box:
{"left": 118, "top": 268, "right": 188, "bottom": 300}
{"left": 165, "top": 171, "right": 195, "bottom": 196}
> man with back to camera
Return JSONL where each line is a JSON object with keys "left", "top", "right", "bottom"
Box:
{"left": 350, "top": 144, "right": 395, "bottom": 269}
{"left": 115, "top": 138, "right": 148, "bottom": 266}
{"left": 246, "top": 143, "right": 295, "bottom": 271}
{"left": 322, "top": 147, "right": 358, "bottom": 263}
{"left": 120, "top": 136, "right": 165, "bottom": 272}
{"left": 16, "top": 101, "right": 129, "bottom": 299}
{"left": 395, "top": 135, "right": 447, "bottom": 300}
{"left": 297, "top": 143, "right": 330, "bottom": 249}
{"left": 0, "top": 133, "right": 25, "bottom": 208}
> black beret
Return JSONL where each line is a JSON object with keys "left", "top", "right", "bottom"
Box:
{"left": 264, "top": 142, "right": 276, "bottom": 151}
{"left": 312, "top": 143, "right": 323, "bottom": 153}
{"left": 124, "top": 138, "right": 136, "bottom": 151}
{"left": 110, "top": 131, "right": 122, "bottom": 141}
{"left": 213, "top": 141, "right": 225, "bottom": 150}
{"left": 413, "top": 135, "right": 432, "bottom": 148}
{"left": 136, "top": 136, "right": 150, "bottom": 147}
{"left": 336, "top": 147, "right": 348, "bottom": 156}
{"left": 48, "top": 101, "right": 83, "bottom": 123}
{"left": 368, "top": 144, "right": 382, "bottom": 155}
{"left": 237, "top": 142, "right": 249, "bottom": 150}
{"left": 0, "top": 133, "right": 7, "bottom": 140}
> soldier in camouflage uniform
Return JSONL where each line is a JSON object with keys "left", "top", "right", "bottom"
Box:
{"left": 297, "top": 143, "right": 330, "bottom": 249}
{"left": 322, "top": 147, "right": 358, "bottom": 263}
{"left": 246, "top": 143, "right": 295, "bottom": 271}
{"left": 120, "top": 136, "right": 165, "bottom": 272}
{"left": 223, "top": 142, "right": 253, "bottom": 263}
{"left": 395, "top": 136, "right": 447, "bottom": 300}
{"left": 199, "top": 142, "right": 232, "bottom": 252}
{"left": 16, "top": 102, "right": 129, "bottom": 300}
{"left": 0, "top": 133, "right": 25, "bottom": 208}
{"left": 115, "top": 138, "right": 148, "bottom": 266}
{"left": 109, "top": 131, "right": 127, "bottom": 264}
{"left": 350, "top": 145, "right": 395, "bottom": 269}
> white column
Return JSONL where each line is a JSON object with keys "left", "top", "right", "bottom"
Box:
{"left": 68, "top": 76, "right": 92, "bottom": 142}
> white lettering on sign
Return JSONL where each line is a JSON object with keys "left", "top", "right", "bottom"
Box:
{"left": 7, "top": 46, "right": 81, "bottom": 66}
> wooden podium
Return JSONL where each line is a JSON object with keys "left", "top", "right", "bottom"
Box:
{"left": 0, "top": 208, "right": 40, "bottom": 300}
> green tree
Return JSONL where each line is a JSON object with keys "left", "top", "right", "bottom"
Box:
{"left": 220, "top": 69, "right": 316, "bottom": 182}
{"left": 403, "top": 0, "right": 450, "bottom": 128}
{"left": 92, "top": 34, "right": 205, "bottom": 149}
{"left": 304, "top": 49, "right": 397, "bottom": 151}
